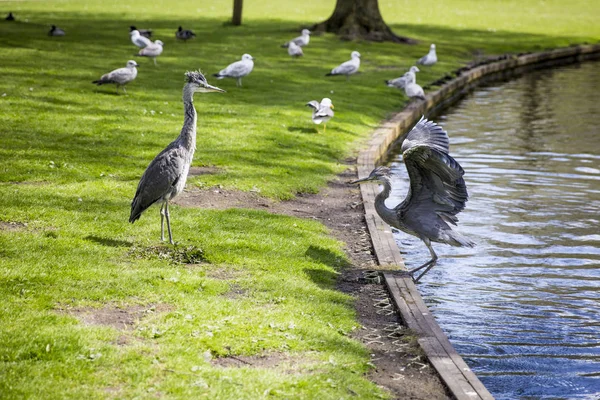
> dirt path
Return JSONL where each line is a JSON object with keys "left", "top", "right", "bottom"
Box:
{"left": 176, "top": 164, "right": 450, "bottom": 399}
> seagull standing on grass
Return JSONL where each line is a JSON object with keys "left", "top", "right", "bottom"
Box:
{"left": 306, "top": 98, "right": 334, "bottom": 133}
{"left": 281, "top": 29, "right": 310, "bottom": 48}
{"left": 213, "top": 54, "right": 254, "bottom": 87}
{"left": 48, "top": 25, "right": 65, "bottom": 36}
{"left": 130, "top": 25, "right": 152, "bottom": 39}
{"left": 403, "top": 73, "right": 425, "bottom": 100}
{"left": 92, "top": 60, "right": 138, "bottom": 94}
{"left": 176, "top": 26, "right": 196, "bottom": 42}
{"left": 138, "top": 40, "right": 163, "bottom": 66}
{"left": 385, "top": 66, "right": 419, "bottom": 90}
{"left": 417, "top": 44, "right": 437, "bottom": 66}
{"left": 287, "top": 41, "right": 303, "bottom": 57}
{"left": 130, "top": 29, "right": 152, "bottom": 48}
{"left": 326, "top": 51, "right": 361, "bottom": 80}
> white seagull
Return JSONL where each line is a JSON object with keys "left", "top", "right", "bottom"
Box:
{"left": 92, "top": 60, "right": 138, "bottom": 94}
{"left": 48, "top": 25, "right": 65, "bottom": 36}
{"left": 385, "top": 66, "right": 419, "bottom": 90}
{"left": 287, "top": 41, "right": 303, "bottom": 57}
{"left": 138, "top": 40, "right": 163, "bottom": 66}
{"left": 213, "top": 54, "right": 254, "bottom": 87}
{"left": 306, "top": 98, "right": 334, "bottom": 133}
{"left": 130, "top": 29, "right": 152, "bottom": 48}
{"left": 403, "top": 73, "right": 425, "bottom": 100}
{"left": 282, "top": 29, "right": 311, "bottom": 48}
{"left": 326, "top": 51, "right": 361, "bottom": 80}
{"left": 417, "top": 44, "right": 437, "bottom": 66}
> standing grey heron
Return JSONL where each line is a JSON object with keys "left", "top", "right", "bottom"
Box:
{"left": 129, "top": 71, "right": 225, "bottom": 244}
{"left": 351, "top": 118, "right": 474, "bottom": 282}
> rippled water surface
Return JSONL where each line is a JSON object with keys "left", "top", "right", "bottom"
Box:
{"left": 387, "top": 61, "right": 600, "bottom": 400}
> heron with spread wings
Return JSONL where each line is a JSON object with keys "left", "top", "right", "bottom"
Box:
{"left": 351, "top": 117, "right": 474, "bottom": 282}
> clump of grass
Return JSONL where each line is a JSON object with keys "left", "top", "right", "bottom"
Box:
{"left": 128, "top": 244, "right": 206, "bottom": 264}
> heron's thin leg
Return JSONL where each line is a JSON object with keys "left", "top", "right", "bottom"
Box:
{"left": 123, "top": 86, "right": 127, "bottom": 94}
{"left": 160, "top": 202, "right": 166, "bottom": 242}
{"left": 237, "top": 78, "right": 242, "bottom": 87}
{"left": 165, "top": 201, "right": 174, "bottom": 245}
{"left": 324, "top": 124, "right": 327, "bottom": 133}
{"left": 408, "top": 240, "right": 438, "bottom": 283}
{"left": 153, "top": 57, "right": 157, "bottom": 66}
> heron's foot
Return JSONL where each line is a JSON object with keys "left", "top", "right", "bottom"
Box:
{"left": 408, "top": 260, "right": 437, "bottom": 283}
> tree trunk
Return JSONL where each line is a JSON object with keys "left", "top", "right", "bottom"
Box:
{"left": 311, "top": 0, "right": 416, "bottom": 44}
{"left": 232, "top": 0, "right": 243, "bottom": 26}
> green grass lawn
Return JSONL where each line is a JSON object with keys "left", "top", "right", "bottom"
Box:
{"left": 1, "top": 0, "right": 599, "bottom": 398}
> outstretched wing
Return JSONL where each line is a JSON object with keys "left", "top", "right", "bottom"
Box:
{"left": 401, "top": 117, "right": 449, "bottom": 154}
{"left": 398, "top": 144, "right": 468, "bottom": 228}
{"left": 305, "top": 100, "right": 320, "bottom": 111}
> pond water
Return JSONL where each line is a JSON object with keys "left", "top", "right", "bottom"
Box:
{"left": 386, "top": 61, "right": 600, "bottom": 400}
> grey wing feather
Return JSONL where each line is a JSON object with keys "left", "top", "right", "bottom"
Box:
{"left": 129, "top": 144, "right": 186, "bottom": 222}
{"left": 399, "top": 145, "right": 468, "bottom": 225}
{"left": 315, "top": 107, "right": 334, "bottom": 118}
{"left": 401, "top": 117, "right": 449, "bottom": 154}
{"left": 332, "top": 61, "right": 357, "bottom": 75}
{"left": 220, "top": 61, "right": 250, "bottom": 78}
{"left": 306, "top": 100, "right": 320, "bottom": 110}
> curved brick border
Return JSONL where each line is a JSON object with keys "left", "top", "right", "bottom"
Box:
{"left": 356, "top": 43, "right": 600, "bottom": 400}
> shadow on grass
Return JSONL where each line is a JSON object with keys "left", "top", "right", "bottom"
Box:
{"left": 85, "top": 235, "right": 133, "bottom": 247}
{"left": 288, "top": 126, "right": 317, "bottom": 134}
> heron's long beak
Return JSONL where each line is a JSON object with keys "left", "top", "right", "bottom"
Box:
{"left": 205, "top": 84, "right": 226, "bottom": 93}
{"left": 350, "top": 176, "right": 374, "bottom": 184}
{"left": 330, "top": 104, "right": 334, "bottom": 109}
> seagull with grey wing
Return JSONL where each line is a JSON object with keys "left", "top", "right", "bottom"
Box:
{"left": 417, "top": 44, "right": 437, "bottom": 66}
{"left": 287, "top": 41, "right": 303, "bottom": 57}
{"left": 92, "top": 60, "right": 138, "bottom": 94}
{"left": 138, "top": 40, "right": 163, "bottom": 66}
{"left": 351, "top": 117, "right": 474, "bottom": 282}
{"left": 48, "top": 25, "right": 65, "bottom": 36}
{"left": 385, "top": 66, "right": 419, "bottom": 90}
{"left": 306, "top": 98, "right": 334, "bottom": 133}
{"left": 403, "top": 72, "right": 425, "bottom": 100}
{"left": 281, "top": 29, "right": 310, "bottom": 48}
{"left": 326, "top": 51, "right": 360, "bottom": 80}
{"left": 130, "top": 29, "right": 152, "bottom": 48}
{"left": 213, "top": 54, "right": 254, "bottom": 87}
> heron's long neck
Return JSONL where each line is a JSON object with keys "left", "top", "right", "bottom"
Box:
{"left": 179, "top": 84, "right": 197, "bottom": 152}
{"left": 374, "top": 178, "right": 399, "bottom": 227}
